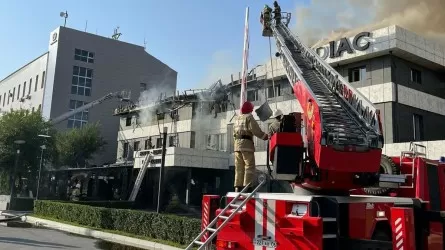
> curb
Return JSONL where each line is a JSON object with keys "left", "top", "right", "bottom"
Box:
{"left": 23, "top": 216, "right": 183, "bottom": 250}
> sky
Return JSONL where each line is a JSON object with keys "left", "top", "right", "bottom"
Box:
{"left": 0, "top": 0, "right": 307, "bottom": 91}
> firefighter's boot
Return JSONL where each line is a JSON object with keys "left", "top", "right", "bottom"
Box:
{"left": 235, "top": 186, "right": 244, "bottom": 192}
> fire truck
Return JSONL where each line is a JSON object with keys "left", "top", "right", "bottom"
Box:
{"left": 185, "top": 9, "right": 445, "bottom": 250}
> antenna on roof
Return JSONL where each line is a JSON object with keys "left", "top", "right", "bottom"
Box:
{"left": 143, "top": 34, "right": 147, "bottom": 50}
{"left": 60, "top": 10, "right": 68, "bottom": 27}
{"left": 112, "top": 26, "right": 122, "bottom": 40}
{"left": 85, "top": 20, "right": 88, "bottom": 32}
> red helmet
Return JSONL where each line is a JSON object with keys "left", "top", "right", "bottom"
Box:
{"left": 240, "top": 101, "right": 254, "bottom": 114}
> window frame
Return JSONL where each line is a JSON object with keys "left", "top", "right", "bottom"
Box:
{"left": 71, "top": 66, "right": 93, "bottom": 96}
{"left": 67, "top": 99, "right": 89, "bottom": 128}
{"left": 74, "top": 48, "right": 95, "bottom": 63}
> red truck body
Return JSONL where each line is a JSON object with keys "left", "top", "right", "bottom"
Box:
{"left": 201, "top": 153, "right": 445, "bottom": 250}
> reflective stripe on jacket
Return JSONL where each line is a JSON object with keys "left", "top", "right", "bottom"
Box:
{"left": 233, "top": 113, "right": 267, "bottom": 152}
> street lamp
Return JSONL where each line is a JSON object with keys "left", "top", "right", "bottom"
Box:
{"left": 9, "top": 140, "right": 25, "bottom": 209}
{"left": 36, "top": 134, "right": 51, "bottom": 200}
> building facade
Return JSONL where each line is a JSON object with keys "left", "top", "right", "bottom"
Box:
{"left": 112, "top": 25, "right": 445, "bottom": 207}
{"left": 0, "top": 26, "right": 177, "bottom": 166}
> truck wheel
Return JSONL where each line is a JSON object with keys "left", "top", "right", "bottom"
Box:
{"left": 363, "top": 154, "right": 400, "bottom": 196}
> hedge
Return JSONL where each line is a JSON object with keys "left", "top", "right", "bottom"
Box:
{"left": 33, "top": 200, "right": 201, "bottom": 245}
{"left": 62, "top": 200, "right": 134, "bottom": 209}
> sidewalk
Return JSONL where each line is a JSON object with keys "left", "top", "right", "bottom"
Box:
{"left": 23, "top": 215, "right": 183, "bottom": 250}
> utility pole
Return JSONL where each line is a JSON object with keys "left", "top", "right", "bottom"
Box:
{"left": 156, "top": 127, "right": 168, "bottom": 213}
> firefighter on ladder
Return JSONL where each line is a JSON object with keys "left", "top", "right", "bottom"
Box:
{"left": 268, "top": 109, "right": 283, "bottom": 136}
{"left": 233, "top": 101, "right": 268, "bottom": 193}
{"left": 273, "top": 1, "right": 281, "bottom": 25}
{"left": 260, "top": 4, "right": 273, "bottom": 32}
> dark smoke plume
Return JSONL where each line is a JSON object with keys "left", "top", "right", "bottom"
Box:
{"left": 293, "top": 0, "right": 445, "bottom": 47}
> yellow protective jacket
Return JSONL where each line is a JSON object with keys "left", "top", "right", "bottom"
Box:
{"left": 233, "top": 113, "right": 268, "bottom": 152}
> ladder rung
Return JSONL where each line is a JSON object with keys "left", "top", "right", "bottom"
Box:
{"left": 207, "top": 227, "right": 216, "bottom": 232}
{"left": 229, "top": 204, "right": 240, "bottom": 209}
{"left": 219, "top": 215, "right": 229, "bottom": 220}
{"left": 194, "top": 241, "right": 204, "bottom": 245}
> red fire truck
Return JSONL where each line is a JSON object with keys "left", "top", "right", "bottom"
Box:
{"left": 185, "top": 10, "right": 445, "bottom": 250}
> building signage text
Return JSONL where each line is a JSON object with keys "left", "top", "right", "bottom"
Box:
{"left": 316, "top": 32, "right": 371, "bottom": 59}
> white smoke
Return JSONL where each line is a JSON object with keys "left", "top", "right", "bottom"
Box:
{"left": 137, "top": 67, "right": 176, "bottom": 125}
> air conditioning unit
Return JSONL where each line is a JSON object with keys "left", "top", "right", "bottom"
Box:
{"left": 19, "top": 98, "right": 25, "bottom": 102}
{"left": 8, "top": 93, "right": 13, "bottom": 97}
{"left": 26, "top": 95, "right": 31, "bottom": 100}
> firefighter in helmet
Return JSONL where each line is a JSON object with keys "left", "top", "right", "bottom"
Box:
{"left": 273, "top": 1, "right": 282, "bottom": 25}
{"left": 268, "top": 109, "right": 283, "bottom": 136}
{"left": 233, "top": 101, "right": 268, "bottom": 192}
{"left": 260, "top": 4, "right": 273, "bottom": 29}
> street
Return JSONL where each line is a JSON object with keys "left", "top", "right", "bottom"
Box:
{"left": 0, "top": 225, "right": 144, "bottom": 250}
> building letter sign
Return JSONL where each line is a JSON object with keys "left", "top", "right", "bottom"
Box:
{"left": 316, "top": 32, "right": 371, "bottom": 60}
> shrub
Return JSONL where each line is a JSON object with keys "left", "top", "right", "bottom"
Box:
{"left": 62, "top": 200, "right": 134, "bottom": 209}
{"left": 34, "top": 200, "right": 201, "bottom": 245}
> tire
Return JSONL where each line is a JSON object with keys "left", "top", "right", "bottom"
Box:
{"left": 363, "top": 154, "right": 400, "bottom": 196}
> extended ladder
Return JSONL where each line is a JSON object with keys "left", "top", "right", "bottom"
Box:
{"left": 128, "top": 153, "right": 153, "bottom": 201}
{"left": 185, "top": 176, "right": 267, "bottom": 250}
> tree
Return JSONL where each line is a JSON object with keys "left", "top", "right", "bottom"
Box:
{"left": 54, "top": 122, "right": 106, "bottom": 168}
{"left": 0, "top": 109, "right": 56, "bottom": 193}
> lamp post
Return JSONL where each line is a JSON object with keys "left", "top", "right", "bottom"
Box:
{"left": 36, "top": 134, "right": 51, "bottom": 200}
{"left": 156, "top": 127, "right": 168, "bottom": 213}
{"left": 9, "top": 140, "right": 25, "bottom": 210}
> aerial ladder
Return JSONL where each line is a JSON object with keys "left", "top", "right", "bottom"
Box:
{"left": 186, "top": 9, "right": 405, "bottom": 250}
{"left": 262, "top": 12, "right": 390, "bottom": 192}
{"left": 49, "top": 90, "right": 132, "bottom": 125}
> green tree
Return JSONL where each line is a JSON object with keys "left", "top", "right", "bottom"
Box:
{"left": 0, "top": 109, "right": 55, "bottom": 193}
{"left": 54, "top": 122, "right": 106, "bottom": 168}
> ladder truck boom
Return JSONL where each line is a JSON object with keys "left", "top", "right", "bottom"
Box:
{"left": 49, "top": 91, "right": 130, "bottom": 125}
{"left": 187, "top": 7, "right": 445, "bottom": 250}
{"left": 264, "top": 13, "right": 387, "bottom": 192}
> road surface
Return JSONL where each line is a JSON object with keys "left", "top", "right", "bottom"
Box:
{"left": 0, "top": 225, "right": 143, "bottom": 250}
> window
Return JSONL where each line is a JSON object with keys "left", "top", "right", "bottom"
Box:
{"left": 413, "top": 114, "right": 424, "bottom": 141}
{"left": 2, "top": 93, "right": 5, "bottom": 106}
{"left": 17, "top": 85, "right": 20, "bottom": 100}
{"left": 41, "top": 71, "right": 45, "bottom": 89}
{"left": 267, "top": 85, "right": 281, "bottom": 98}
{"left": 145, "top": 139, "right": 152, "bottom": 149}
{"left": 247, "top": 89, "right": 258, "bottom": 102}
{"left": 71, "top": 66, "right": 93, "bottom": 96}
{"left": 12, "top": 88, "right": 15, "bottom": 102}
{"left": 38, "top": 104, "right": 41, "bottom": 112}
{"left": 348, "top": 66, "right": 366, "bottom": 82}
{"left": 7, "top": 91, "right": 10, "bottom": 105}
{"left": 35, "top": 75, "right": 38, "bottom": 92}
{"left": 133, "top": 141, "right": 140, "bottom": 151}
{"left": 169, "top": 136, "right": 176, "bottom": 147}
{"left": 156, "top": 138, "right": 163, "bottom": 148}
{"left": 206, "top": 134, "right": 226, "bottom": 151}
{"left": 67, "top": 100, "right": 89, "bottom": 128}
{"left": 125, "top": 116, "right": 132, "bottom": 126}
{"left": 29, "top": 78, "right": 32, "bottom": 95}
{"left": 74, "top": 48, "right": 95, "bottom": 63}
{"left": 140, "top": 83, "right": 147, "bottom": 91}
{"left": 23, "top": 82, "right": 26, "bottom": 97}
{"left": 411, "top": 69, "right": 422, "bottom": 84}
{"left": 123, "top": 142, "right": 129, "bottom": 158}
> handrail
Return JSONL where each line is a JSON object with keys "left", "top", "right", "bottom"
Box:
{"left": 279, "top": 24, "right": 383, "bottom": 140}
{"left": 270, "top": 24, "right": 325, "bottom": 132}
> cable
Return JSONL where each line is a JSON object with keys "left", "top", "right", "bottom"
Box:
{"left": 268, "top": 36, "right": 277, "bottom": 110}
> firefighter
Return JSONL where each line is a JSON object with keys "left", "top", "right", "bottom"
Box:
{"left": 233, "top": 101, "right": 268, "bottom": 192}
{"left": 260, "top": 4, "right": 273, "bottom": 29}
{"left": 268, "top": 109, "right": 283, "bottom": 136}
{"left": 273, "top": 1, "right": 281, "bottom": 25}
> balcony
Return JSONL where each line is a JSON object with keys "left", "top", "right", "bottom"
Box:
{"left": 133, "top": 147, "right": 230, "bottom": 170}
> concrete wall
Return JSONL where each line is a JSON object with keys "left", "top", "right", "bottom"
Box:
{"left": 393, "top": 57, "right": 445, "bottom": 98}
{"left": 0, "top": 53, "right": 48, "bottom": 113}
{"left": 50, "top": 26, "right": 177, "bottom": 165}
